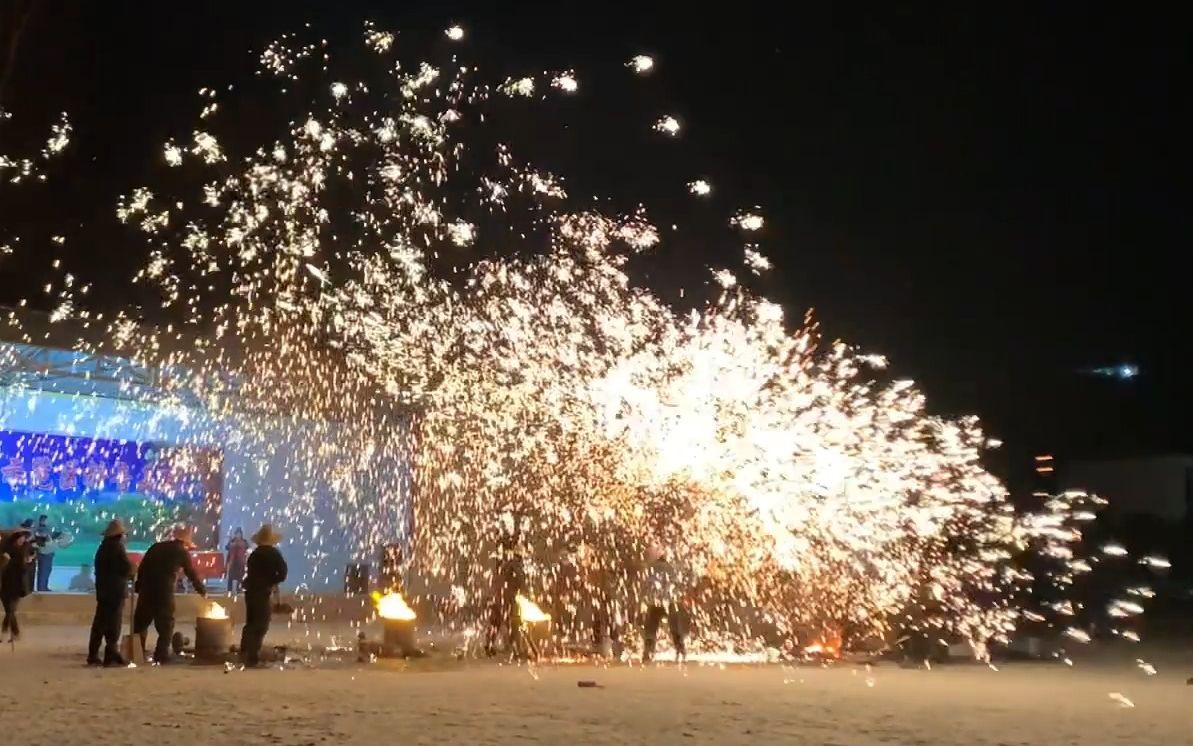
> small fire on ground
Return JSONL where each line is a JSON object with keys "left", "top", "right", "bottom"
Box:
{"left": 516, "top": 593, "right": 551, "bottom": 624}
{"left": 803, "top": 630, "right": 842, "bottom": 658}
{"left": 373, "top": 591, "right": 417, "bottom": 621}
{"left": 204, "top": 602, "right": 229, "bottom": 620}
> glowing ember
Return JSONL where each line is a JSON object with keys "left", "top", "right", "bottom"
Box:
{"left": 204, "top": 602, "right": 229, "bottom": 620}
{"left": 654, "top": 115, "right": 681, "bottom": 135}
{"left": 803, "top": 630, "right": 842, "bottom": 658}
{"left": 628, "top": 54, "right": 655, "bottom": 73}
{"left": 552, "top": 73, "right": 579, "bottom": 93}
{"left": 732, "top": 211, "right": 765, "bottom": 231}
{"left": 515, "top": 594, "right": 551, "bottom": 624}
{"left": 373, "top": 591, "right": 417, "bottom": 621}
{"left": 802, "top": 642, "right": 838, "bottom": 657}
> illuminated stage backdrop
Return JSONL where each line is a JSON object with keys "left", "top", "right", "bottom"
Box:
{"left": 0, "top": 429, "right": 222, "bottom": 569}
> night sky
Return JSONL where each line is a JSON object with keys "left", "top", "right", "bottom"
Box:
{"left": 1, "top": 3, "right": 1189, "bottom": 487}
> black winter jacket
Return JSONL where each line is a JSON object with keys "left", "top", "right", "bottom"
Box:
{"left": 135, "top": 539, "right": 205, "bottom": 597}
{"left": 94, "top": 536, "right": 133, "bottom": 600}
{"left": 243, "top": 545, "right": 287, "bottom": 595}
{"left": 0, "top": 538, "right": 32, "bottom": 600}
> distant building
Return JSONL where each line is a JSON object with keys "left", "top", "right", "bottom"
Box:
{"left": 1062, "top": 455, "right": 1193, "bottom": 521}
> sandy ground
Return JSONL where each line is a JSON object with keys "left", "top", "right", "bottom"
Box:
{"left": 1, "top": 624, "right": 1190, "bottom": 745}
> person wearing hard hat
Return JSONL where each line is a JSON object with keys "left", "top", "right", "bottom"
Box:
{"left": 87, "top": 519, "right": 133, "bottom": 666}
{"left": 641, "top": 541, "right": 687, "bottom": 663}
{"left": 133, "top": 525, "right": 207, "bottom": 664}
{"left": 239, "top": 524, "right": 287, "bottom": 667}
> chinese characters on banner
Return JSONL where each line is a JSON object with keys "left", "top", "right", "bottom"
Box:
{"left": 0, "top": 429, "right": 223, "bottom": 548}
{"left": 0, "top": 429, "right": 215, "bottom": 502}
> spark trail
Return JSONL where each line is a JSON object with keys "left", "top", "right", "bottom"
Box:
{"left": 17, "top": 23, "right": 1150, "bottom": 658}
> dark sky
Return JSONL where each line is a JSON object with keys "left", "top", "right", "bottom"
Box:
{"left": 1, "top": 3, "right": 1190, "bottom": 485}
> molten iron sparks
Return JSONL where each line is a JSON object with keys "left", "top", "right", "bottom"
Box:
{"left": 3, "top": 22, "right": 1164, "bottom": 662}
{"left": 373, "top": 591, "right": 417, "bottom": 621}
{"left": 516, "top": 594, "right": 551, "bottom": 625}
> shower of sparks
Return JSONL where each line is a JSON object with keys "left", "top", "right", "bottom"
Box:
{"left": 733, "top": 211, "right": 765, "bottom": 231}
{"left": 164, "top": 141, "right": 186, "bottom": 166}
{"left": 628, "top": 55, "right": 655, "bottom": 74}
{"left": 501, "top": 77, "right": 536, "bottom": 97}
{"left": 44, "top": 113, "right": 73, "bottom": 155}
{"left": 0, "top": 112, "right": 72, "bottom": 184}
{"left": 365, "top": 24, "right": 395, "bottom": 53}
{"left": 743, "top": 247, "right": 772, "bottom": 274}
{"left": 446, "top": 220, "right": 477, "bottom": 247}
{"left": 1, "top": 112, "right": 74, "bottom": 275}
{"left": 688, "top": 179, "right": 712, "bottom": 196}
{"left": 445, "top": 25, "right": 465, "bottom": 41}
{"left": 552, "top": 72, "right": 579, "bottom": 93}
{"left": 3, "top": 22, "right": 1163, "bottom": 662}
{"left": 654, "top": 115, "right": 681, "bottom": 136}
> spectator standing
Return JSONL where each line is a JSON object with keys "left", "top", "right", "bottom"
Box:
{"left": 225, "top": 527, "right": 249, "bottom": 595}
{"left": 1, "top": 527, "right": 34, "bottom": 641}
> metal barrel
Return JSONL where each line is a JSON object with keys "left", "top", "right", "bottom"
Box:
{"left": 194, "top": 616, "right": 233, "bottom": 660}
{"left": 382, "top": 618, "right": 417, "bottom": 655}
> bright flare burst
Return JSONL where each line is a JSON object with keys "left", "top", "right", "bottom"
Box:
{"left": 516, "top": 594, "right": 552, "bottom": 625}
{"left": 628, "top": 55, "right": 655, "bottom": 73}
{"left": 373, "top": 591, "right": 417, "bottom": 621}
{"left": 654, "top": 115, "right": 681, "bottom": 136}
{"left": 733, "top": 211, "right": 765, "bottom": 231}
{"left": 16, "top": 22, "right": 1157, "bottom": 660}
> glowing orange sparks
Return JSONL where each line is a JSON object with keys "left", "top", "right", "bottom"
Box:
{"left": 515, "top": 593, "right": 551, "bottom": 624}
{"left": 373, "top": 591, "right": 417, "bottom": 621}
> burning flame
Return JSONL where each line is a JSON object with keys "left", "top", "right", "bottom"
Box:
{"left": 803, "top": 629, "right": 841, "bottom": 658}
{"left": 373, "top": 591, "right": 417, "bottom": 621}
{"left": 802, "top": 642, "right": 838, "bottom": 657}
{"left": 205, "top": 602, "right": 229, "bottom": 620}
{"left": 515, "top": 593, "right": 551, "bottom": 624}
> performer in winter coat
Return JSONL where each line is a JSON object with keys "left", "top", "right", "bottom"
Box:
{"left": 0, "top": 527, "right": 35, "bottom": 641}
{"left": 133, "top": 525, "right": 207, "bottom": 663}
{"left": 641, "top": 542, "right": 686, "bottom": 663}
{"left": 239, "top": 525, "right": 287, "bottom": 667}
{"left": 88, "top": 519, "right": 133, "bottom": 666}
